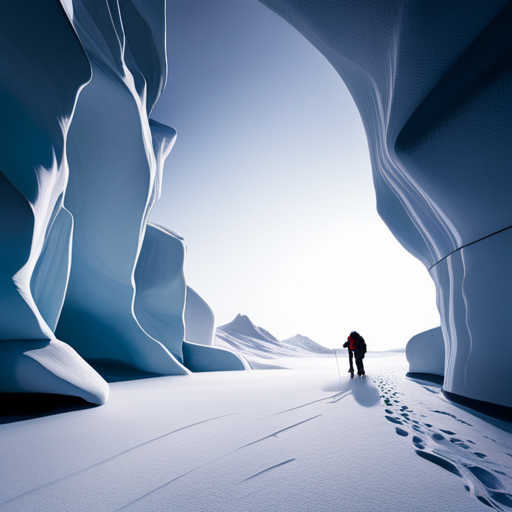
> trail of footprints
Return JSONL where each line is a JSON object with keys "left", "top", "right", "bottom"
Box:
{"left": 374, "top": 371, "right": 512, "bottom": 511}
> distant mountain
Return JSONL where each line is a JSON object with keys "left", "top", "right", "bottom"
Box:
{"left": 215, "top": 314, "right": 332, "bottom": 369}
{"left": 280, "top": 334, "right": 333, "bottom": 355}
{"left": 218, "top": 314, "right": 280, "bottom": 345}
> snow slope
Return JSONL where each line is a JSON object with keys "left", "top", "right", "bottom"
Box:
{"left": 215, "top": 314, "right": 334, "bottom": 368}
{"left": 1, "top": 355, "right": 510, "bottom": 511}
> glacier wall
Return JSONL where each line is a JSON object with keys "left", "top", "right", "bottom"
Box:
{"left": 184, "top": 287, "right": 216, "bottom": 347}
{"left": 0, "top": 0, "right": 109, "bottom": 404}
{"left": 0, "top": 0, "right": 245, "bottom": 404}
{"left": 406, "top": 327, "right": 445, "bottom": 377}
{"left": 259, "top": 0, "right": 512, "bottom": 407}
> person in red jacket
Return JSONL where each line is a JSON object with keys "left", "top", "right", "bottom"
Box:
{"left": 343, "top": 331, "right": 367, "bottom": 378}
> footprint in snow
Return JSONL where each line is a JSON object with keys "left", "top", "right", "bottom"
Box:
{"left": 395, "top": 427, "right": 409, "bottom": 437}
{"left": 490, "top": 492, "right": 512, "bottom": 508}
{"left": 450, "top": 438, "right": 470, "bottom": 449}
{"left": 385, "top": 415, "right": 403, "bottom": 425}
{"left": 412, "top": 436, "right": 425, "bottom": 450}
{"left": 415, "top": 450, "right": 462, "bottom": 478}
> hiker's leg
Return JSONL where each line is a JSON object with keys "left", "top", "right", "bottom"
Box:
{"left": 355, "top": 355, "right": 364, "bottom": 375}
{"left": 356, "top": 356, "right": 364, "bottom": 375}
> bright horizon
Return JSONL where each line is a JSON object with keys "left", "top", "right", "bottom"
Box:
{"left": 150, "top": 0, "right": 440, "bottom": 350}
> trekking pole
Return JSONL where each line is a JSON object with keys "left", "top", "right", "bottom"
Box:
{"left": 333, "top": 347, "right": 342, "bottom": 381}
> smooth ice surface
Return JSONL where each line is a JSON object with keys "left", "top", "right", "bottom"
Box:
{"left": 184, "top": 286, "right": 216, "bottom": 346}
{"left": 259, "top": 0, "right": 512, "bottom": 407}
{"left": 1, "top": 355, "right": 510, "bottom": 511}
{"left": 182, "top": 341, "right": 248, "bottom": 372}
{"left": 134, "top": 224, "right": 187, "bottom": 364}
{"left": 406, "top": 327, "right": 445, "bottom": 376}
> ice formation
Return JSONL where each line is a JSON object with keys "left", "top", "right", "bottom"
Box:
{"left": 406, "top": 327, "right": 445, "bottom": 377}
{"left": 0, "top": 0, "right": 244, "bottom": 404}
{"left": 260, "top": 0, "right": 512, "bottom": 408}
{"left": 184, "top": 286, "right": 216, "bottom": 346}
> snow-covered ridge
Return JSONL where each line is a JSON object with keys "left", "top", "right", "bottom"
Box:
{"left": 0, "top": 0, "right": 244, "bottom": 405}
{"left": 215, "top": 314, "right": 332, "bottom": 368}
{"left": 259, "top": 0, "right": 512, "bottom": 408}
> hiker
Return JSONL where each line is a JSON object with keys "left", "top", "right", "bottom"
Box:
{"left": 343, "top": 331, "right": 367, "bottom": 377}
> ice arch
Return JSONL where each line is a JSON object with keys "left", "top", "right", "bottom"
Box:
{"left": 259, "top": 0, "right": 512, "bottom": 408}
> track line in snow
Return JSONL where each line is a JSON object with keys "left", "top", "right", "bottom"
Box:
{"left": 118, "top": 414, "right": 321, "bottom": 509}
{"left": 239, "top": 459, "right": 296, "bottom": 483}
{"left": 263, "top": 392, "right": 347, "bottom": 418}
{"left": 237, "top": 415, "right": 322, "bottom": 450}
{"left": 0, "top": 413, "right": 236, "bottom": 507}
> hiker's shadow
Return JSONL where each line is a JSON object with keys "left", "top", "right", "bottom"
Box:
{"left": 323, "top": 377, "right": 380, "bottom": 407}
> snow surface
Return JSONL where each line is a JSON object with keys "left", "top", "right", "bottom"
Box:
{"left": 258, "top": 0, "right": 512, "bottom": 408}
{"left": 1, "top": 355, "right": 511, "bottom": 511}
{"left": 215, "top": 314, "right": 333, "bottom": 368}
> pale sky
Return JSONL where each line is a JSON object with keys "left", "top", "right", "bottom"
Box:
{"left": 150, "top": 0, "right": 440, "bottom": 350}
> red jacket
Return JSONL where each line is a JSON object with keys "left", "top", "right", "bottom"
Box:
{"left": 348, "top": 336, "right": 357, "bottom": 351}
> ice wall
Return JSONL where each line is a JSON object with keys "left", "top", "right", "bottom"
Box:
{"left": 0, "top": 1, "right": 108, "bottom": 404}
{"left": 184, "top": 287, "right": 217, "bottom": 347}
{"left": 0, "top": 0, "right": 245, "bottom": 404}
{"left": 406, "top": 327, "right": 445, "bottom": 377}
{"left": 259, "top": 0, "right": 512, "bottom": 407}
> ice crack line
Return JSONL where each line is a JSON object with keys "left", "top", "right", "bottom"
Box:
{"left": 238, "top": 415, "right": 322, "bottom": 450}
{"left": 263, "top": 392, "right": 349, "bottom": 418}
{"left": 428, "top": 224, "right": 512, "bottom": 270}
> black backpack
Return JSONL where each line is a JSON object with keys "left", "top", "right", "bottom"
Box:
{"left": 357, "top": 336, "right": 367, "bottom": 356}
{"left": 351, "top": 331, "right": 366, "bottom": 356}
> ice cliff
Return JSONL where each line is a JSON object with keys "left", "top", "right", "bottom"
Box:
{"left": 0, "top": 0, "right": 244, "bottom": 405}
{"left": 259, "top": 0, "right": 512, "bottom": 408}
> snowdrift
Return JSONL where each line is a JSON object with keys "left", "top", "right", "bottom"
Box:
{"left": 259, "top": 0, "right": 512, "bottom": 408}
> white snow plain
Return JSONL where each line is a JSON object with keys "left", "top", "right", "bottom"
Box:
{"left": 1, "top": 354, "right": 511, "bottom": 511}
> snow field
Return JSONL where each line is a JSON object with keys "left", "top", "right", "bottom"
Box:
{"left": 1, "top": 355, "right": 508, "bottom": 511}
